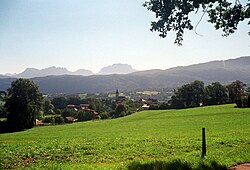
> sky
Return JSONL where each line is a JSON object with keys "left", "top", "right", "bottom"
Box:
{"left": 0, "top": 0, "right": 249, "bottom": 74}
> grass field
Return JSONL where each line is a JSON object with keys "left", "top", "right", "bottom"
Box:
{"left": 136, "top": 91, "right": 159, "bottom": 95}
{"left": 0, "top": 104, "right": 250, "bottom": 169}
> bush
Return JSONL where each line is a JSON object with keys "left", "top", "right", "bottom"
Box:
{"left": 54, "top": 115, "right": 64, "bottom": 124}
{"left": 115, "top": 104, "right": 127, "bottom": 118}
{"left": 36, "top": 110, "right": 44, "bottom": 120}
{"left": 149, "top": 104, "right": 160, "bottom": 110}
{"left": 43, "top": 116, "right": 55, "bottom": 124}
{"left": 61, "top": 108, "right": 78, "bottom": 118}
{"left": 42, "top": 115, "right": 64, "bottom": 125}
{"left": 100, "top": 112, "right": 110, "bottom": 119}
{"left": 95, "top": 115, "right": 101, "bottom": 120}
{"left": 78, "top": 110, "right": 94, "bottom": 122}
{"left": 235, "top": 94, "right": 250, "bottom": 108}
{"left": 159, "top": 102, "right": 169, "bottom": 109}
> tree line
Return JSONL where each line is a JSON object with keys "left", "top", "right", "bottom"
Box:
{"left": 0, "top": 79, "right": 140, "bottom": 132}
{"left": 169, "top": 80, "right": 248, "bottom": 109}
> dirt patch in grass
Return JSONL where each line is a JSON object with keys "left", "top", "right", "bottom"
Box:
{"left": 228, "top": 163, "right": 250, "bottom": 170}
{"left": 22, "top": 157, "right": 36, "bottom": 165}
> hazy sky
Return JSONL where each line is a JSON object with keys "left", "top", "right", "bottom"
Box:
{"left": 0, "top": 0, "right": 249, "bottom": 74}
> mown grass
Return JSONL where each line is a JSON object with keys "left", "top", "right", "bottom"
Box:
{"left": 0, "top": 118, "right": 7, "bottom": 122}
{"left": 0, "top": 104, "right": 250, "bottom": 169}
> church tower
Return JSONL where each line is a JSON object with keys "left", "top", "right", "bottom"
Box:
{"left": 116, "top": 89, "right": 119, "bottom": 99}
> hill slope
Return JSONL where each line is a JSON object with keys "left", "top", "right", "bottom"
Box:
{"left": 0, "top": 104, "right": 250, "bottom": 169}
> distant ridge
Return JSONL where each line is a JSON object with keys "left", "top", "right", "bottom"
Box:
{"left": 4, "top": 64, "right": 137, "bottom": 78}
{"left": 0, "top": 74, "right": 10, "bottom": 79}
{"left": 98, "top": 63, "right": 137, "bottom": 75}
{"left": 6, "top": 66, "right": 93, "bottom": 78}
{"left": 0, "top": 56, "right": 250, "bottom": 94}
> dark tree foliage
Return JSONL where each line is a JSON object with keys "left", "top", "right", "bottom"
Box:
{"left": 61, "top": 108, "right": 78, "bottom": 118}
{"left": 247, "top": 93, "right": 250, "bottom": 107}
{"left": 227, "top": 80, "right": 246, "bottom": 107}
{"left": 42, "top": 115, "right": 64, "bottom": 124}
{"left": 43, "top": 99, "right": 54, "bottom": 115}
{"left": 5, "top": 79, "right": 43, "bottom": 131}
{"left": 66, "top": 96, "right": 82, "bottom": 106}
{"left": 0, "top": 91, "right": 7, "bottom": 118}
{"left": 77, "top": 110, "right": 95, "bottom": 121}
{"left": 143, "top": 0, "right": 250, "bottom": 45}
{"left": 172, "top": 80, "right": 204, "bottom": 107}
{"left": 204, "top": 82, "right": 227, "bottom": 105}
{"left": 52, "top": 96, "right": 67, "bottom": 109}
{"left": 114, "top": 104, "right": 127, "bottom": 118}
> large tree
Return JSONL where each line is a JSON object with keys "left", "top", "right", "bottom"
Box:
{"left": 51, "top": 96, "right": 67, "bottom": 109}
{"left": 143, "top": 0, "right": 249, "bottom": 45}
{"left": 204, "top": 82, "right": 227, "bottom": 105}
{"left": 5, "top": 79, "right": 43, "bottom": 131}
{"left": 43, "top": 99, "right": 54, "bottom": 115}
{"left": 227, "top": 80, "right": 246, "bottom": 107}
{"left": 171, "top": 80, "right": 205, "bottom": 107}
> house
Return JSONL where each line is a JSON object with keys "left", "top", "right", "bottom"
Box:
{"left": 142, "top": 104, "right": 150, "bottom": 110}
{"left": 67, "top": 105, "right": 78, "bottom": 111}
{"left": 79, "top": 103, "right": 90, "bottom": 110}
{"left": 65, "top": 117, "right": 78, "bottom": 123}
{"left": 35, "top": 119, "right": 44, "bottom": 126}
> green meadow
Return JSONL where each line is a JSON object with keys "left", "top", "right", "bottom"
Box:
{"left": 1, "top": 104, "right": 250, "bottom": 169}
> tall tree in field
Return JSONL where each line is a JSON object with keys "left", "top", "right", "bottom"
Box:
{"left": 172, "top": 80, "right": 205, "bottom": 107}
{"left": 191, "top": 80, "right": 205, "bottom": 106}
{"left": 5, "top": 79, "right": 43, "bottom": 131}
{"left": 43, "top": 99, "right": 54, "bottom": 115}
{"left": 176, "top": 83, "right": 193, "bottom": 107}
{"left": 143, "top": 0, "right": 249, "bottom": 45}
{"left": 204, "top": 82, "right": 227, "bottom": 105}
{"left": 227, "top": 80, "right": 246, "bottom": 107}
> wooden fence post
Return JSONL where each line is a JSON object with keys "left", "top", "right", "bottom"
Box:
{"left": 202, "top": 128, "right": 206, "bottom": 157}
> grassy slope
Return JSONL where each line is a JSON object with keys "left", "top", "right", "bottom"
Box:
{"left": 0, "top": 104, "right": 250, "bottom": 169}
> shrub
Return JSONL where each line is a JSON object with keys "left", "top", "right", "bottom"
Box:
{"left": 95, "top": 115, "right": 101, "bottom": 120}
{"left": 42, "top": 116, "right": 55, "bottom": 124}
{"left": 61, "top": 108, "right": 78, "bottom": 118}
{"left": 159, "top": 102, "right": 169, "bottom": 109}
{"left": 115, "top": 104, "right": 127, "bottom": 118}
{"left": 78, "top": 110, "right": 94, "bottom": 122}
{"left": 43, "top": 115, "right": 64, "bottom": 125}
{"left": 149, "top": 104, "right": 160, "bottom": 110}
{"left": 36, "top": 110, "right": 44, "bottom": 120}
{"left": 54, "top": 115, "right": 64, "bottom": 124}
{"left": 236, "top": 96, "right": 249, "bottom": 108}
{"left": 100, "top": 112, "right": 110, "bottom": 119}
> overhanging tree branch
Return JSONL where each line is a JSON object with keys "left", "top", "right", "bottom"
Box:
{"left": 143, "top": 0, "right": 249, "bottom": 45}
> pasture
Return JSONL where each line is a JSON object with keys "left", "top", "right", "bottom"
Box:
{"left": 0, "top": 104, "right": 250, "bottom": 169}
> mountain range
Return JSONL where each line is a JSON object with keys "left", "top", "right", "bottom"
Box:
{"left": 98, "top": 63, "right": 137, "bottom": 75}
{"left": 0, "top": 56, "right": 250, "bottom": 94}
{"left": 3, "top": 63, "right": 137, "bottom": 78}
